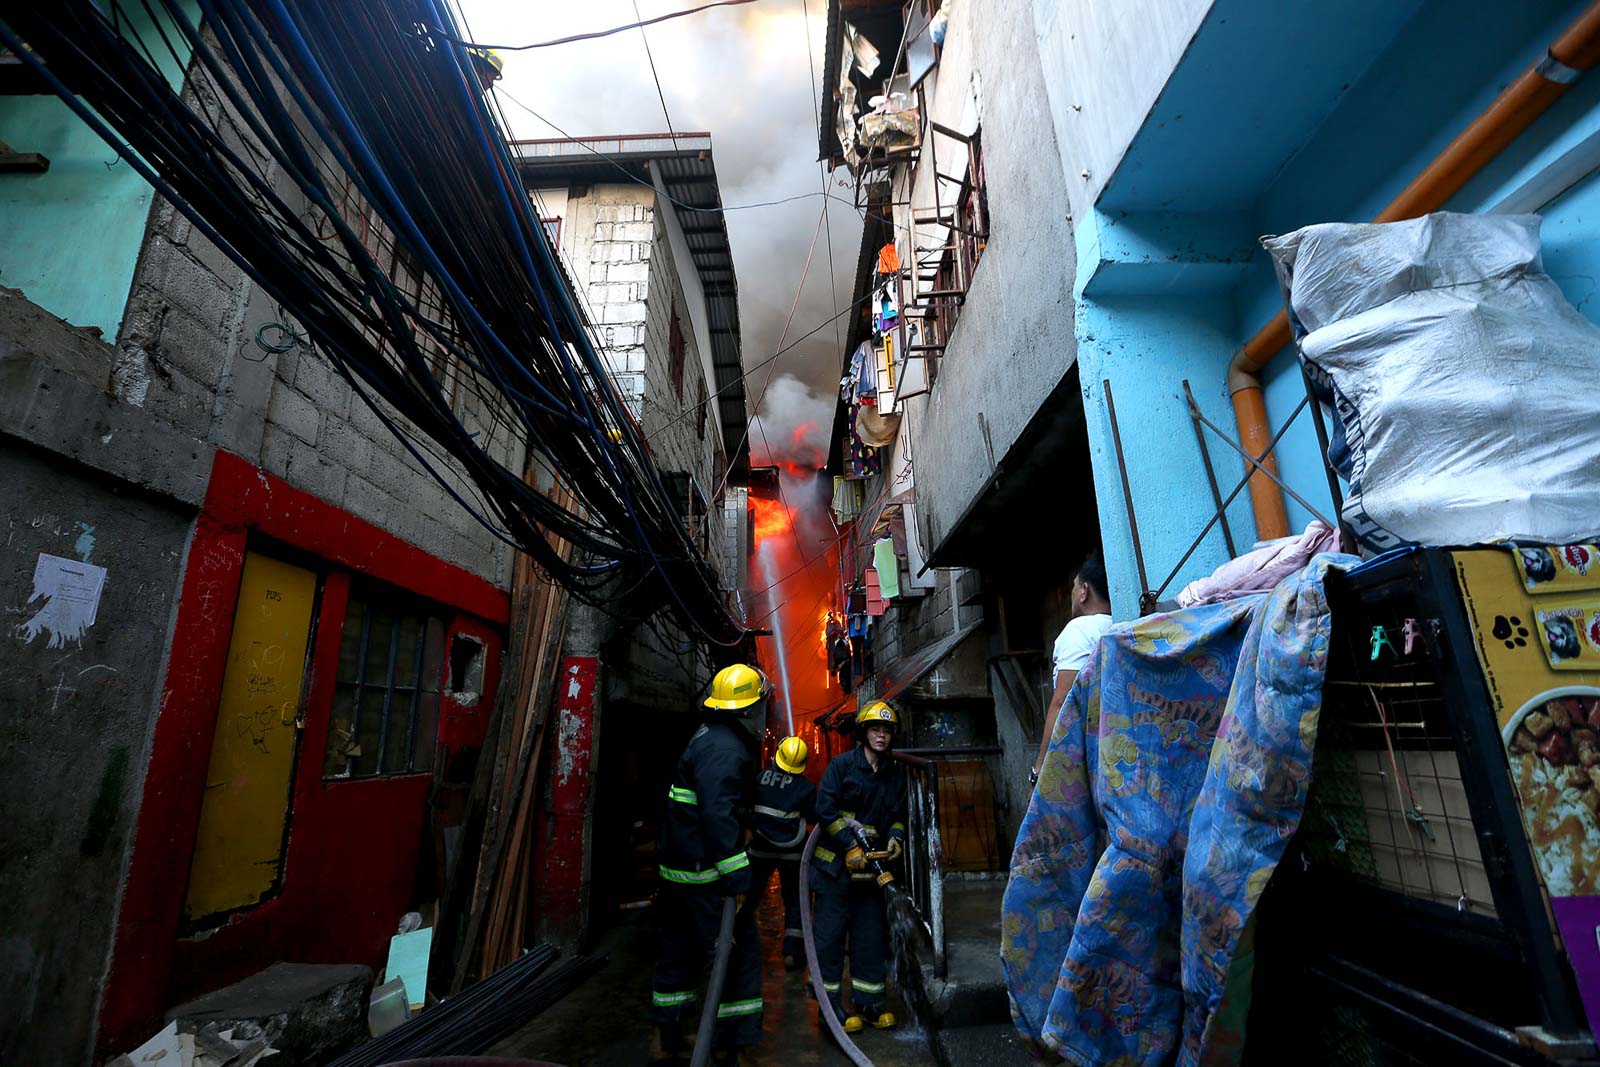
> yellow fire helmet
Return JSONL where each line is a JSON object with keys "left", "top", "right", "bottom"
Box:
{"left": 775, "top": 735, "right": 809, "bottom": 775}
{"left": 704, "top": 663, "right": 768, "bottom": 711}
{"left": 855, "top": 700, "right": 899, "bottom": 730}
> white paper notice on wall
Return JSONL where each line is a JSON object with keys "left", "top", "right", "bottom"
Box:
{"left": 20, "top": 553, "right": 108, "bottom": 649}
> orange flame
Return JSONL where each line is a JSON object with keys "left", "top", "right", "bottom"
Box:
{"left": 749, "top": 493, "right": 791, "bottom": 543}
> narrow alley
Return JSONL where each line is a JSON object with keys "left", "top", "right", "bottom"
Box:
{"left": 7, "top": 1, "right": 1600, "bottom": 1066}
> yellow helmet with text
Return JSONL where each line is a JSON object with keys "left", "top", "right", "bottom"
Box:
{"left": 775, "top": 735, "right": 809, "bottom": 775}
{"left": 705, "top": 663, "right": 768, "bottom": 710}
{"left": 855, "top": 700, "right": 899, "bottom": 730}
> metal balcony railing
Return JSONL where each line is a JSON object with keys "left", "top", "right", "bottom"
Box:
{"left": 892, "top": 750, "right": 946, "bottom": 977}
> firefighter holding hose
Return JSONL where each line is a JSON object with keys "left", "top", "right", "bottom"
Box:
{"left": 650, "top": 664, "right": 767, "bottom": 1065}
{"left": 811, "top": 700, "right": 908, "bottom": 1033}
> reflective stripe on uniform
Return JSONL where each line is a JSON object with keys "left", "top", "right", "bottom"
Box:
{"left": 752, "top": 804, "right": 800, "bottom": 820}
{"left": 659, "top": 865, "right": 718, "bottom": 885}
{"left": 653, "top": 989, "right": 699, "bottom": 1007}
{"left": 749, "top": 849, "right": 801, "bottom": 861}
{"left": 854, "top": 979, "right": 886, "bottom": 994}
{"left": 784, "top": 927, "right": 802, "bottom": 937}
{"left": 716, "top": 997, "right": 764, "bottom": 1018}
{"left": 668, "top": 786, "right": 698, "bottom": 805}
{"left": 715, "top": 851, "right": 750, "bottom": 875}
{"left": 826, "top": 817, "right": 849, "bottom": 835}
{"left": 814, "top": 846, "right": 836, "bottom": 863}
{"left": 822, "top": 981, "right": 841, "bottom": 992}
{"left": 890, "top": 821, "right": 906, "bottom": 835}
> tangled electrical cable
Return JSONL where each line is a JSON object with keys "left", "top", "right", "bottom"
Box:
{"left": 4, "top": 0, "right": 745, "bottom": 645}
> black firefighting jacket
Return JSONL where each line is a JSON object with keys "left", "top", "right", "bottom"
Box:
{"left": 748, "top": 761, "right": 817, "bottom": 861}
{"left": 811, "top": 746, "right": 908, "bottom": 879}
{"left": 658, "top": 720, "right": 755, "bottom": 894}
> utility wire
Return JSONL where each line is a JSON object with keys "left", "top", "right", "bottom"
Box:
{"left": 632, "top": 0, "right": 680, "bottom": 152}
{"left": 6, "top": 0, "right": 745, "bottom": 645}
{"left": 442, "top": 0, "right": 759, "bottom": 52}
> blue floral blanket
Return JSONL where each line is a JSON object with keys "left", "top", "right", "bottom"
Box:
{"left": 1001, "top": 555, "right": 1352, "bottom": 1065}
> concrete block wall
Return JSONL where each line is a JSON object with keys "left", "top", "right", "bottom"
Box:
{"left": 557, "top": 182, "right": 730, "bottom": 705}
{"left": 118, "top": 184, "right": 521, "bottom": 589}
{"left": 0, "top": 289, "right": 201, "bottom": 1066}
{"left": 722, "top": 486, "right": 750, "bottom": 615}
{"left": 566, "top": 186, "right": 655, "bottom": 416}
{"left": 563, "top": 183, "right": 725, "bottom": 577}
{"left": 894, "top": 0, "right": 1082, "bottom": 561}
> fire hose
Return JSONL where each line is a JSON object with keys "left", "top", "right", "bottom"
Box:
{"left": 799, "top": 824, "right": 900, "bottom": 1067}
{"left": 688, "top": 896, "right": 737, "bottom": 1067}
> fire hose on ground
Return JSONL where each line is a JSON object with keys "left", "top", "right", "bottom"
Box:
{"left": 798, "top": 823, "right": 898, "bottom": 1067}
{"left": 689, "top": 824, "right": 901, "bottom": 1067}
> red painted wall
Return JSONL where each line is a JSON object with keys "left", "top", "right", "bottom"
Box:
{"left": 100, "top": 452, "right": 509, "bottom": 1054}
{"left": 532, "top": 657, "right": 598, "bottom": 944}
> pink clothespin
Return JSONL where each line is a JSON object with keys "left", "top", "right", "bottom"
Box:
{"left": 1402, "top": 618, "right": 1421, "bottom": 656}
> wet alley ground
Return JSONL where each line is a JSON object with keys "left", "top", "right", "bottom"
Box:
{"left": 491, "top": 878, "right": 946, "bottom": 1065}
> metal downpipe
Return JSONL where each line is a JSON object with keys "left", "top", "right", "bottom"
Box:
{"left": 1228, "top": 0, "right": 1600, "bottom": 540}
{"left": 799, "top": 825, "right": 874, "bottom": 1067}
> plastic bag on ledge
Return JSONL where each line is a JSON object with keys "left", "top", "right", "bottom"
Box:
{"left": 1263, "top": 212, "right": 1600, "bottom": 551}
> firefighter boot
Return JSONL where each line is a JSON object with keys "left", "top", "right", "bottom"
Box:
{"left": 649, "top": 1023, "right": 692, "bottom": 1064}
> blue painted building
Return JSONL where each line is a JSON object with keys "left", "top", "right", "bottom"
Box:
{"left": 0, "top": 6, "right": 193, "bottom": 337}
{"left": 1034, "top": 0, "right": 1600, "bottom": 615}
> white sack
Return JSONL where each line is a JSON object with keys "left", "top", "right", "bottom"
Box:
{"left": 1263, "top": 212, "right": 1600, "bottom": 550}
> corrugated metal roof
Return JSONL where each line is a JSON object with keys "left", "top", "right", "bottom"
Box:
{"left": 510, "top": 134, "right": 748, "bottom": 478}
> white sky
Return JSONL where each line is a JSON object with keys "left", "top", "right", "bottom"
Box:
{"left": 457, "top": 0, "right": 861, "bottom": 465}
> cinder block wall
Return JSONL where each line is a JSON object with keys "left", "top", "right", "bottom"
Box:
{"left": 557, "top": 183, "right": 728, "bottom": 706}
{"left": 116, "top": 191, "right": 522, "bottom": 589}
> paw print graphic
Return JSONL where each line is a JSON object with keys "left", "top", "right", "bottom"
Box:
{"left": 1492, "top": 614, "right": 1530, "bottom": 649}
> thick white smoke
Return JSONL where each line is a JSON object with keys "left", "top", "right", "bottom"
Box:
{"left": 462, "top": 0, "right": 863, "bottom": 464}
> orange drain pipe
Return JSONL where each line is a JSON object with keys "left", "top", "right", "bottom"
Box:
{"left": 1228, "top": 0, "right": 1600, "bottom": 540}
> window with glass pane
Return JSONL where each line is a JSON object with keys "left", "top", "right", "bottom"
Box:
{"left": 324, "top": 587, "right": 447, "bottom": 779}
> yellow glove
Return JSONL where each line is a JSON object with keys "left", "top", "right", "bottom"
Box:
{"left": 885, "top": 837, "right": 903, "bottom": 862}
{"left": 844, "top": 846, "right": 867, "bottom": 871}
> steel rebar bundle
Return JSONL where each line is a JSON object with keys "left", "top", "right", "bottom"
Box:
{"left": 329, "top": 945, "right": 604, "bottom": 1066}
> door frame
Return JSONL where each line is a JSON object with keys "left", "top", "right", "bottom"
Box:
{"left": 99, "top": 450, "right": 510, "bottom": 1055}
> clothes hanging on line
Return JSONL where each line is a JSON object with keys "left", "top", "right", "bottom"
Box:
{"left": 877, "top": 243, "right": 900, "bottom": 275}
{"left": 843, "top": 340, "right": 878, "bottom": 405}
{"left": 873, "top": 538, "right": 901, "bottom": 599}
{"left": 843, "top": 402, "right": 882, "bottom": 479}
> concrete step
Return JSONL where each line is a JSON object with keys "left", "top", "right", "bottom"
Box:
{"left": 920, "top": 963, "right": 1011, "bottom": 1030}
{"left": 934, "top": 1022, "right": 1033, "bottom": 1066}
{"left": 916, "top": 878, "right": 1011, "bottom": 1030}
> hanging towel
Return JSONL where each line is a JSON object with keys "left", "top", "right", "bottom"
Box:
{"left": 873, "top": 539, "right": 901, "bottom": 599}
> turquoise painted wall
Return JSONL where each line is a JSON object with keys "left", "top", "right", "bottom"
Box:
{"left": 1071, "top": 0, "right": 1600, "bottom": 615}
{"left": 0, "top": 7, "right": 194, "bottom": 338}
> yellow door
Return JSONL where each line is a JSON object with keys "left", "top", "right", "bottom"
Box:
{"left": 184, "top": 552, "right": 317, "bottom": 920}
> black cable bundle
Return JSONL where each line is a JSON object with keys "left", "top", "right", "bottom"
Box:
{"left": 328, "top": 945, "right": 604, "bottom": 1065}
{"left": 1, "top": 1, "right": 745, "bottom": 646}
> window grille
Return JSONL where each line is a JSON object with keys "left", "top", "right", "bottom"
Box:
{"left": 324, "top": 585, "right": 447, "bottom": 779}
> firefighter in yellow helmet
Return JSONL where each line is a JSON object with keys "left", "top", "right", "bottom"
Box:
{"left": 740, "top": 735, "right": 816, "bottom": 968}
{"left": 811, "top": 700, "right": 908, "bottom": 1033}
{"left": 651, "top": 664, "right": 767, "bottom": 1063}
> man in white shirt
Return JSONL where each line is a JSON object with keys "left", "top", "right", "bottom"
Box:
{"left": 1030, "top": 557, "right": 1113, "bottom": 785}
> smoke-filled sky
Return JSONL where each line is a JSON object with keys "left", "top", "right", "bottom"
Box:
{"left": 459, "top": 0, "right": 861, "bottom": 469}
